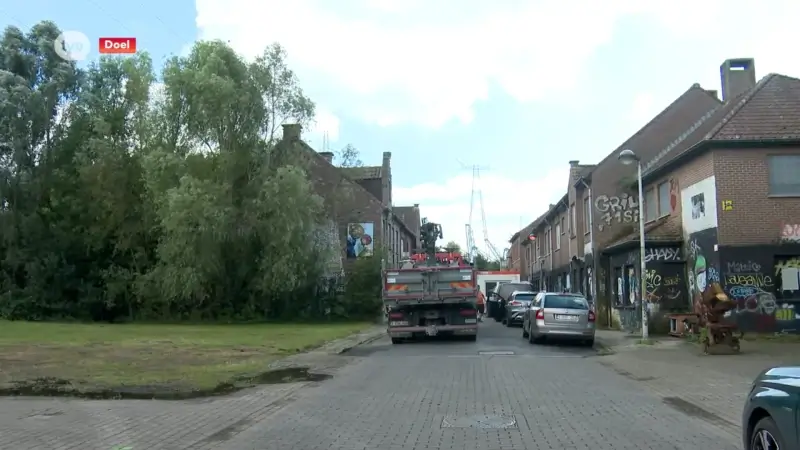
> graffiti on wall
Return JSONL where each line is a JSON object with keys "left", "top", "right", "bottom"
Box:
{"left": 669, "top": 179, "right": 679, "bottom": 213}
{"left": 719, "top": 249, "right": 800, "bottom": 333}
{"left": 680, "top": 176, "right": 718, "bottom": 235}
{"left": 594, "top": 193, "right": 639, "bottom": 231}
{"left": 780, "top": 223, "right": 800, "bottom": 243}
{"left": 687, "top": 229, "right": 721, "bottom": 316}
{"left": 724, "top": 259, "right": 777, "bottom": 316}
{"left": 644, "top": 247, "right": 681, "bottom": 263}
{"left": 644, "top": 265, "right": 685, "bottom": 308}
{"left": 346, "top": 222, "right": 374, "bottom": 258}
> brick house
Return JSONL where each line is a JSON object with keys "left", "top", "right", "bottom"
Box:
{"left": 511, "top": 58, "right": 800, "bottom": 333}
{"left": 278, "top": 124, "right": 418, "bottom": 270}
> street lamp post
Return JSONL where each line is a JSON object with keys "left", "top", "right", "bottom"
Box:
{"left": 618, "top": 149, "right": 649, "bottom": 339}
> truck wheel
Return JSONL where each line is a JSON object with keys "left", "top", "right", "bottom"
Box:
{"left": 391, "top": 338, "right": 403, "bottom": 344}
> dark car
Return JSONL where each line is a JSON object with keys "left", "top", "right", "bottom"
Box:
{"left": 502, "top": 291, "right": 537, "bottom": 327}
{"left": 742, "top": 366, "right": 800, "bottom": 450}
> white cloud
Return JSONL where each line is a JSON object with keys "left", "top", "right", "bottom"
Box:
{"left": 193, "top": 0, "right": 800, "bottom": 128}
{"left": 192, "top": 0, "right": 646, "bottom": 128}
{"left": 394, "top": 166, "right": 569, "bottom": 258}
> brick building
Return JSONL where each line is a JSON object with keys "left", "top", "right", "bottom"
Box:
{"left": 512, "top": 58, "right": 800, "bottom": 333}
{"left": 279, "top": 124, "right": 419, "bottom": 271}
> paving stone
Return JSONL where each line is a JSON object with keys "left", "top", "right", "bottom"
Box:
{"left": 0, "top": 323, "right": 742, "bottom": 450}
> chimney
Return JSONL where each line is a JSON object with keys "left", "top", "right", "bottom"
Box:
{"left": 382, "top": 152, "right": 392, "bottom": 206}
{"left": 720, "top": 58, "right": 756, "bottom": 102}
{"left": 568, "top": 160, "right": 580, "bottom": 166}
{"left": 413, "top": 203, "right": 419, "bottom": 209}
{"left": 706, "top": 89, "right": 718, "bottom": 99}
{"left": 282, "top": 123, "right": 301, "bottom": 142}
{"left": 319, "top": 151, "right": 334, "bottom": 164}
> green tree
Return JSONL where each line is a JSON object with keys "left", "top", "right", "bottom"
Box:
{"left": 442, "top": 241, "right": 461, "bottom": 253}
{"left": 0, "top": 22, "right": 375, "bottom": 322}
{"left": 334, "top": 144, "right": 362, "bottom": 168}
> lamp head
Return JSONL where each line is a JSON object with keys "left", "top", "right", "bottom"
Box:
{"left": 618, "top": 149, "right": 639, "bottom": 166}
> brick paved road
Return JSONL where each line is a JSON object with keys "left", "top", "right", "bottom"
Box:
{"left": 0, "top": 322, "right": 741, "bottom": 450}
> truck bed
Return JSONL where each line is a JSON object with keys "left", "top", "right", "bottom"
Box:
{"left": 383, "top": 266, "right": 477, "bottom": 305}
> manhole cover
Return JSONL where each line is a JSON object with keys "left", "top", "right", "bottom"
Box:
{"left": 478, "top": 351, "right": 515, "bottom": 356}
{"left": 441, "top": 414, "right": 518, "bottom": 429}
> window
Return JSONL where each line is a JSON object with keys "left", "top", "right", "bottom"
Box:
{"left": 554, "top": 224, "right": 561, "bottom": 250}
{"left": 657, "top": 181, "right": 670, "bottom": 216}
{"left": 583, "top": 196, "right": 591, "bottom": 235}
{"left": 545, "top": 228, "right": 551, "bottom": 254}
{"left": 769, "top": 155, "right": 800, "bottom": 196}
{"left": 570, "top": 204, "right": 576, "bottom": 236}
{"left": 645, "top": 188, "right": 658, "bottom": 222}
{"left": 560, "top": 217, "right": 565, "bottom": 234}
{"left": 544, "top": 294, "right": 589, "bottom": 310}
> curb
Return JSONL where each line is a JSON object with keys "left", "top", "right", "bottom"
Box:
{"left": 337, "top": 327, "right": 385, "bottom": 354}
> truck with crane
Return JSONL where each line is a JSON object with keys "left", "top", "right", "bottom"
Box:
{"left": 383, "top": 219, "right": 479, "bottom": 344}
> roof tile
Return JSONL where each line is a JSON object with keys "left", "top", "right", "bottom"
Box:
{"left": 342, "top": 166, "right": 382, "bottom": 180}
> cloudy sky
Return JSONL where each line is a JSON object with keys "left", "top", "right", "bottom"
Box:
{"left": 4, "top": 0, "right": 800, "bottom": 257}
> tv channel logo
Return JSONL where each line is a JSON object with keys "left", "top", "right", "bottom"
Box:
{"left": 54, "top": 30, "right": 91, "bottom": 61}
{"left": 99, "top": 37, "right": 137, "bottom": 55}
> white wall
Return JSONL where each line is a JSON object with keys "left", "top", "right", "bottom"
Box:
{"left": 680, "top": 175, "right": 718, "bottom": 234}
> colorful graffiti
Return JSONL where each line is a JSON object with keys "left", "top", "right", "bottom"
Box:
{"left": 780, "top": 223, "right": 800, "bottom": 243}
{"left": 718, "top": 248, "right": 800, "bottom": 333}
{"left": 687, "top": 229, "right": 721, "bottom": 319}
{"left": 594, "top": 193, "right": 639, "bottom": 231}
{"left": 346, "top": 222, "right": 374, "bottom": 259}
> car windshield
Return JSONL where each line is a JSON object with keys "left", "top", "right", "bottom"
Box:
{"left": 545, "top": 295, "right": 588, "bottom": 309}
{"left": 512, "top": 294, "right": 535, "bottom": 301}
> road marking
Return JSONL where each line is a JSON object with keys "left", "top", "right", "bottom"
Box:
{"left": 478, "top": 351, "right": 515, "bottom": 355}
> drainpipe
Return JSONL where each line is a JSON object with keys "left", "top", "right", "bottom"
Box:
{"left": 580, "top": 178, "right": 602, "bottom": 320}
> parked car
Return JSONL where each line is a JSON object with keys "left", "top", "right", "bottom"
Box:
{"left": 492, "top": 282, "right": 534, "bottom": 322}
{"left": 522, "top": 292, "right": 595, "bottom": 346}
{"left": 742, "top": 366, "right": 799, "bottom": 450}
{"left": 502, "top": 291, "right": 538, "bottom": 327}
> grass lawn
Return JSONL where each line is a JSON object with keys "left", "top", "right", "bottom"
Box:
{"left": 0, "top": 321, "right": 371, "bottom": 392}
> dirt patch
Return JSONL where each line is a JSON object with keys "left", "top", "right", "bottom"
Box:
{"left": 0, "top": 321, "right": 367, "bottom": 399}
{"left": 662, "top": 396, "right": 738, "bottom": 429}
{"left": 0, "top": 367, "right": 332, "bottom": 400}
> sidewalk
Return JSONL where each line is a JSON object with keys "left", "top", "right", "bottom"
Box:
{"left": 593, "top": 329, "right": 800, "bottom": 439}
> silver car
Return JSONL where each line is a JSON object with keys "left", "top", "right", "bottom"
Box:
{"left": 502, "top": 291, "right": 537, "bottom": 327}
{"left": 522, "top": 292, "right": 595, "bottom": 346}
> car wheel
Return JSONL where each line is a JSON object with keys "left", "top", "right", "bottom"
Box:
{"left": 466, "top": 335, "right": 477, "bottom": 342}
{"left": 584, "top": 338, "right": 595, "bottom": 347}
{"left": 522, "top": 322, "right": 529, "bottom": 338}
{"left": 501, "top": 318, "right": 507, "bottom": 325}
{"left": 750, "top": 416, "right": 785, "bottom": 450}
{"left": 505, "top": 318, "right": 513, "bottom": 327}
{"left": 391, "top": 338, "right": 403, "bottom": 344}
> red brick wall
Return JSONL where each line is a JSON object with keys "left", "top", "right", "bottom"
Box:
{"left": 714, "top": 147, "right": 800, "bottom": 245}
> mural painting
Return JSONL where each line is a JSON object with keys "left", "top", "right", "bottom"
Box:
{"left": 346, "top": 222, "right": 374, "bottom": 259}
{"left": 687, "top": 228, "right": 722, "bottom": 321}
{"left": 680, "top": 176, "right": 718, "bottom": 235}
{"left": 780, "top": 223, "right": 800, "bottom": 243}
{"left": 718, "top": 247, "right": 800, "bottom": 333}
{"left": 594, "top": 193, "right": 639, "bottom": 231}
